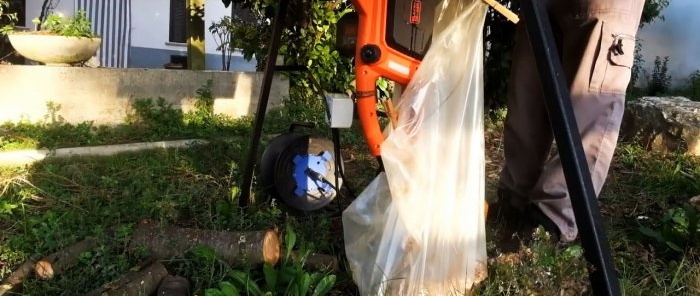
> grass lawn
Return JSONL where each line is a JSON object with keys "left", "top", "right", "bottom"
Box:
{"left": 1, "top": 97, "right": 699, "bottom": 295}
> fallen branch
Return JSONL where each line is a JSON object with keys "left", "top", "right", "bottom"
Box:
{"left": 35, "top": 238, "right": 97, "bottom": 280}
{"left": 127, "top": 220, "right": 280, "bottom": 266}
{"left": 85, "top": 261, "right": 169, "bottom": 296}
{"left": 156, "top": 275, "right": 190, "bottom": 296}
{"left": 0, "top": 258, "right": 36, "bottom": 296}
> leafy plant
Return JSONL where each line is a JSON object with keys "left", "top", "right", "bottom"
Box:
{"left": 627, "top": 38, "right": 645, "bottom": 100}
{"left": 32, "top": 10, "right": 95, "bottom": 38}
{"left": 209, "top": 16, "right": 241, "bottom": 71}
{"left": 639, "top": 205, "right": 700, "bottom": 254}
{"left": 647, "top": 56, "right": 671, "bottom": 96}
{"left": 204, "top": 228, "right": 336, "bottom": 296}
{"left": 0, "top": 0, "right": 17, "bottom": 36}
{"left": 36, "top": 0, "right": 62, "bottom": 31}
{"left": 681, "top": 70, "right": 700, "bottom": 101}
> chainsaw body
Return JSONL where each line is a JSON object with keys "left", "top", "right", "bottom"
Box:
{"left": 344, "top": 0, "right": 439, "bottom": 156}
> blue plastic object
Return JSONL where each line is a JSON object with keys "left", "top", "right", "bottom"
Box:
{"left": 292, "top": 151, "right": 334, "bottom": 197}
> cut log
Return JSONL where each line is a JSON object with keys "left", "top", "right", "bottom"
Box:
{"left": 0, "top": 258, "right": 36, "bottom": 296}
{"left": 127, "top": 220, "right": 280, "bottom": 266}
{"left": 35, "top": 238, "right": 96, "bottom": 280}
{"left": 156, "top": 275, "right": 190, "bottom": 296}
{"left": 85, "top": 261, "right": 169, "bottom": 296}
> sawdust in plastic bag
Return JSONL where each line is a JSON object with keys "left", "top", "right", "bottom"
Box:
{"left": 343, "top": 0, "right": 488, "bottom": 295}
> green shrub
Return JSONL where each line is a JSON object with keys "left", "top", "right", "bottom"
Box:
{"left": 682, "top": 70, "right": 700, "bottom": 101}
{"left": 32, "top": 10, "right": 95, "bottom": 38}
{"left": 0, "top": 0, "right": 16, "bottom": 35}
{"left": 639, "top": 205, "right": 700, "bottom": 255}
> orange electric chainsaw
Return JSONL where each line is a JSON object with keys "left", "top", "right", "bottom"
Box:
{"left": 338, "top": 0, "right": 517, "bottom": 157}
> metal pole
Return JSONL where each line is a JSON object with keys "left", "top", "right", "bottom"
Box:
{"left": 519, "top": 0, "right": 621, "bottom": 295}
{"left": 240, "top": 0, "right": 290, "bottom": 207}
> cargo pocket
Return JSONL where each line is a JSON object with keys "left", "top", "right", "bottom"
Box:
{"left": 589, "top": 21, "right": 636, "bottom": 95}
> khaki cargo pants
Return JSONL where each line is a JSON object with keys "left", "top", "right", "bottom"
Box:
{"left": 499, "top": 0, "right": 646, "bottom": 242}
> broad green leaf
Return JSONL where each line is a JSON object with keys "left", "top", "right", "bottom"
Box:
{"left": 278, "top": 265, "right": 297, "bottom": 284}
{"left": 289, "top": 284, "right": 301, "bottom": 296}
{"left": 263, "top": 263, "right": 278, "bottom": 292}
{"left": 298, "top": 273, "right": 311, "bottom": 296}
{"left": 284, "top": 228, "right": 297, "bottom": 262}
{"left": 205, "top": 288, "right": 225, "bottom": 296}
{"left": 229, "top": 270, "right": 263, "bottom": 296}
{"left": 639, "top": 226, "right": 664, "bottom": 242}
{"left": 219, "top": 281, "right": 240, "bottom": 296}
{"left": 311, "top": 275, "right": 336, "bottom": 296}
{"left": 666, "top": 241, "right": 684, "bottom": 252}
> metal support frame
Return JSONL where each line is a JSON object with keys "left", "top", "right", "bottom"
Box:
{"left": 240, "top": 0, "right": 289, "bottom": 207}
{"left": 520, "top": 0, "right": 620, "bottom": 294}
{"left": 240, "top": 0, "right": 621, "bottom": 294}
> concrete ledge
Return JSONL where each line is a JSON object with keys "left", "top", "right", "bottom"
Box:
{"left": 0, "top": 139, "right": 209, "bottom": 167}
{"left": 0, "top": 65, "right": 288, "bottom": 125}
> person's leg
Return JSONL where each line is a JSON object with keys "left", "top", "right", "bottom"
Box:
{"left": 498, "top": 21, "right": 553, "bottom": 211}
{"left": 530, "top": 0, "right": 646, "bottom": 242}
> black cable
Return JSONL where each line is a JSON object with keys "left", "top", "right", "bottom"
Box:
{"left": 268, "top": 63, "right": 358, "bottom": 208}
{"left": 305, "top": 72, "right": 357, "bottom": 203}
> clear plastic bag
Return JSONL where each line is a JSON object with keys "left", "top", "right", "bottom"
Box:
{"left": 342, "top": 1, "right": 488, "bottom": 295}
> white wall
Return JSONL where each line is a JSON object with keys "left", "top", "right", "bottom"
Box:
{"left": 129, "top": 0, "right": 182, "bottom": 53}
{"left": 204, "top": 0, "right": 230, "bottom": 55}
{"left": 21, "top": 0, "right": 255, "bottom": 70}
{"left": 24, "top": 0, "right": 237, "bottom": 55}
{"left": 130, "top": 0, "right": 236, "bottom": 55}
{"left": 25, "top": 0, "right": 75, "bottom": 28}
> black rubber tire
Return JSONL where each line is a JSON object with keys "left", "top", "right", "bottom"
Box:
{"left": 273, "top": 136, "right": 342, "bottom": 212}
{"left": 259, "top": 132, "right": 305, "bottom": 192}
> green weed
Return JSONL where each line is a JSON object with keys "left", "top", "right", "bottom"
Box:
{"left": 0, "top": 81, "right": 252, "bottom": 151}
{"left": 204, "top": 228, "right": 336, "bottom": 296}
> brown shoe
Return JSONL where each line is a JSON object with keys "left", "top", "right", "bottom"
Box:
{"left": 489, "top": 186, "right": 537, "bottom": 252}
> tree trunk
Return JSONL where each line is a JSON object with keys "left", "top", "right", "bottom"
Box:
{"left": 85, "top": 261, "right": 169, "bottom": 296}
{"left": 35, "top": 238, "right": 96, "bottom": 280}
{"left": 0, "top": 258, "right": 36, "bottom": 296}
{"left": 187, "top": 0, "right": 205, "bottom": 70}
{"left": 127, "top": 220, "right": 280, "bottom": 266}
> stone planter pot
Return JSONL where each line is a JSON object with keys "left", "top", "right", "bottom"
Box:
{"left": 8, "top": 34, "right": 101, "bottom": 66}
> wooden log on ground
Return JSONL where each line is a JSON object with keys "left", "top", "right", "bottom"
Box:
{"left": 127, "top": 220, "right": 280, "bottom": 266}
{"left": 156, "top": 275, "right": 190, "bottom": 296}
{"left": 0, "top": 258, "right": 36, "bottom": 296}
{"left": 35, "top": 238, "right": 97, "bottom": 280}
{"left": 85, "top": 261, "right": 169, "bottom": 296}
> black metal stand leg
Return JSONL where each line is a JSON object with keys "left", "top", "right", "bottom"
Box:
{"left": 519, "top": 0, "right": 621, "bottom": 295}
{"left": 240, "top": 0, "right": 290, "bottom": 207}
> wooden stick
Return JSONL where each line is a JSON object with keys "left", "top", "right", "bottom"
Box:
{"left": 482, "top": 0, "right": 520, "bottom": 24}
{"left": 127, "top": 220, "right": 281, "bottom": 266}
{"left": 382, "top": 99, "right": 399, "bottom": 128}
{"left": 35, "top": 238, "right": 97, "bottom": 280}
{"left": 0, "top": 258, "right": 36, "bottom": 296}
{"left": 85, "top": 261, "right": 169, "bottom": 296}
